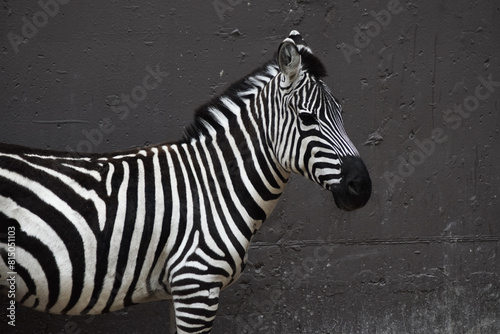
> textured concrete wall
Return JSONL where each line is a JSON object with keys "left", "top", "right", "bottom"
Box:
{"left": 1, "top": 1, "right": 499, "bottom": 333}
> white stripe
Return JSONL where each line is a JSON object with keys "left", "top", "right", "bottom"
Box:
{"left": 191, "top": 138, "right": 226, "bottom": 258}
{"left": 170, "top": 230, "right": 200, "bottom": 284}
{"left": 112, "top": 159, "right": 146, "bottom": 311}
{"left": 199, "top": 134, "right": 254, "bottom": 265}
{"left": 0, "top": 246, "right": 49, "bottom": 311}
{"left": 166, "top": 145, "right": 195, "bottom": 285}
{"left": 61, "top": 163, "right": 102, "bottom": 182}
{"left": 106, "top": 163, "right": 115, "bottom": 197}
{"left": 184, "top": 260, "right": 208, "bottom": 271}
{"left": 221, "top": 97, "right": 277, "bottom": 218}
{"left": 0, "top": 152, "right": 106, "bottom": 230}
{"left": 0, "top": 167, "right": 98, "bottom": 315}
{"left": 153, "top": 146, "right": 179, "bottom": 293}
{"left": 195, "top": 247, "right": 232, "bottom": 274}
{"left": 315, "top": 167, "right": 341, "bottom": 177}
{"left": 0, "top": 195, "right": 73, "bottom": 313}
{"left": 170, "top": 284, "right": 200, "bottom": 293}
{"left": 89, "top": 160, "right": 129, "bottom": 314}
{"left": 135, "top": 147, "right": 167, "bottom": 302}
{"left": 111, "top": 153, "right": 140, "bottom": 159}
{"left": 245, "top": 96, "right": 288, "bottom": 188}
{"left": 238, "top": 99, "right": 285, "bottom": 194}
{"left": 24, "top": 153, "right": 91, "bottom": 161}
{"left": 208, "top": 133, "right": 255, "bottom": 226}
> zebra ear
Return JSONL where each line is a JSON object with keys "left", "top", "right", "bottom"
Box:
{"left": 278, "top": 40, "right": 301, "bottom": 84}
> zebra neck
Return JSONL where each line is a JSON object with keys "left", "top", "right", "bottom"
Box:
{"left": 172, "top": 62, "right": 289, "bottom": 233}
{"left": 170, "top": 118, "right": 288, "bottom": 235}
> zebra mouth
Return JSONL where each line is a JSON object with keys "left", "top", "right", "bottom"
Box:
{"left": 332, "top": 192, "right": 363, "bottom": 211}
{"left": 330, "top": 156, "right": 372, "bottom": 211}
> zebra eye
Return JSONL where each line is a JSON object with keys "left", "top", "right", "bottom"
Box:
{"left": 298, "top": 112, "right": 318, "bottom": 126}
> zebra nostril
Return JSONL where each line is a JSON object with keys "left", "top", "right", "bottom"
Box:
{"left": 347, "top": 180, "right": 359, "bottom": 196}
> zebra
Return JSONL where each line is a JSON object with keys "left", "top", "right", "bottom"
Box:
{"left": 0, "top": 31, "right": 371, "bottom": 333}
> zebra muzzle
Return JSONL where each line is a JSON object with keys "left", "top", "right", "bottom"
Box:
{"left": 331, "top": 156, "right": 372, "bottom": 211}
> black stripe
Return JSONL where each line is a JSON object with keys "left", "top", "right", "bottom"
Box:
{"left": 83, "top": 161, "right": 124, "bottom": 313}
{"left": 0, "top": 176, "right": 86, "bottom": 313}
{"left": 103, "top": 159, "right": 139, "bottom": 312}
{"left": 166, "top": 148, "right": 191, "bottom": 278}
{"left": 125, "top": 153, "right": 156, "bottom": 306}
{"left": 191, "top": 141, "right": 245, "bottom": 278}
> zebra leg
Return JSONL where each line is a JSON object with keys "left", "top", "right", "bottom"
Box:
{"left": 172, "top": 284, "right": 221, "bottom": 334}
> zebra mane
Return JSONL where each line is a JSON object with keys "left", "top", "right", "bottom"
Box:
{"left": 181, "top": 58, "right": 276, "bottom": 142}
{"left": 182, "top": 49, "right": 327, "bottom": 141}
{"left": 299, "top": 49, "right": 328, "bottom": 79}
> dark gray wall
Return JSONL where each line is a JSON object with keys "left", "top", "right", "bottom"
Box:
{"left": 1, "top": 1, "right": 499, "bottom": 333}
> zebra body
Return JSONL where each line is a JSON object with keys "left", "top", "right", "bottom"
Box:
{"left": 0, "top": 31, "right": 371, "bottom": 333}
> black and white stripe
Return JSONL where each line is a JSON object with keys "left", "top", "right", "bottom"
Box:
{"left": 0, "top": 31, "right": 371, "bottom": 333}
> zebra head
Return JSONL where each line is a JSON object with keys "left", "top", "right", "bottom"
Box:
{"left": 273, "top": 31, "right": 371, "bottom": 211}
